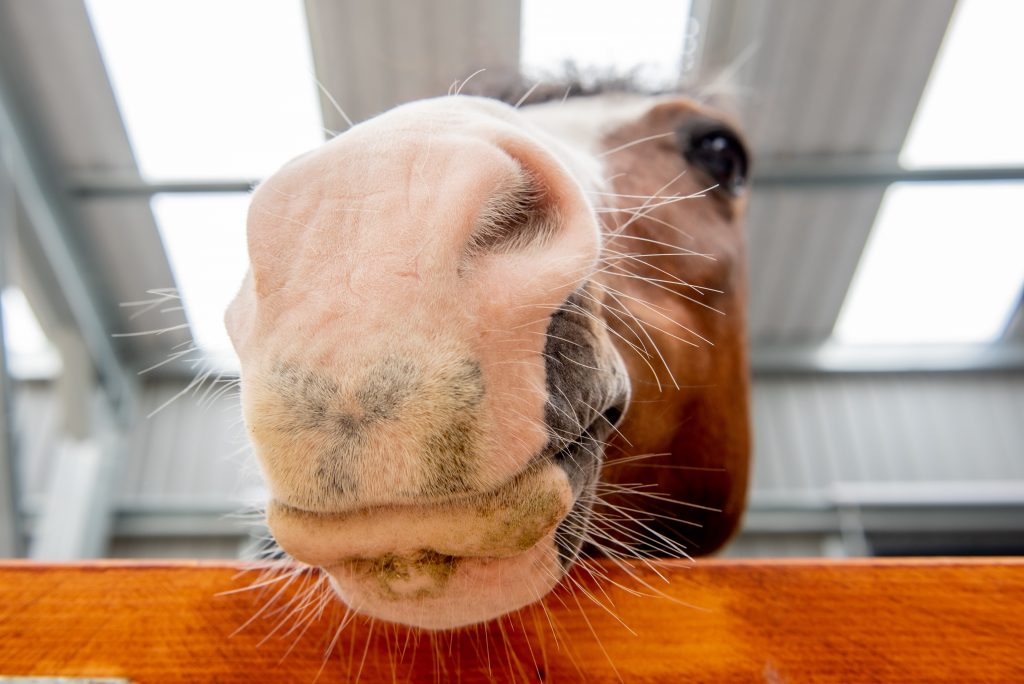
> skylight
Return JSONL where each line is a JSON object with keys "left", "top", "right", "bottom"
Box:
{"left": 902, "top": 0, "right": 1024, "bottom": 167}
{"left": 85, "top": 0, "right": 324, "bottom": 180}
{"left": 86, "top": 1, "right": 324, "bottom": 364}
{"left": 833, "top": 182, "right": 1024, "bottom": 346}
{"left": 1, "top": 287, "right": 62, "bottom": 378}
{"left": 836, "top": 1, "right": 1024, "bottom": 348}
{"left": 150, "top": 194, "right": 250, "bottom": 365}
{"left": 520, "top": 0, "right": 692, "bottom": 89}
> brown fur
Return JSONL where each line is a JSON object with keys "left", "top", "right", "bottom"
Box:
{"left": 596, "top": 99, "right": 750, "bottom": 554}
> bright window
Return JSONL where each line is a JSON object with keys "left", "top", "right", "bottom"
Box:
{"left": 150, "top": 194, "right": 250, "bottom": 365}
{"left": 520, "top": 0, "right": 692, "bottom": 89}
{"left": 86, "top": 0, "right": 324, "bottom": 363}
{"left": 834, "top": 182, "right": 1024, "bottom": 345}
{"left": 86, "top": 0, "right": 323, "bottom": 180}
{"left": 837, "top": 0, "right": 1024, "bottom": 347}
{"left": 1, "top": 287, "right": 62, "bottom": 378}
{"left": 902, "top": 0, "right": 1024, "bottom": 167}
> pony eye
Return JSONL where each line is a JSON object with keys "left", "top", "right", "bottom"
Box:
{"left": 684, "top": 126, "right": 749, "bottom": 196}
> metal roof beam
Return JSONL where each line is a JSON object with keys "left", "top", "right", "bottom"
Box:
{"left": 0, "top": 149, "right": 24, "bottom": 557}
{"left": 0, "top": 54, "right": 137, "bottom": 422}
{"left": 751, "top": 343, "right": 1024, "bottom": 375}
{"left": 128, "top": 342, "right": 1024, "bottom": 379}
{"left": 68, "top": 176, "right": 257, "bottom": 198}
{"left": 685, "top": 0, "right": 768, "bottom": 89}
{"left": 755, "top": 159, "right": 1024, "bottom": 188}
{"left": 63, "top": 162, "right": 1024, "bottom": 198}
{"left": 28, "top": 434, "right": 121, "bottom": 560}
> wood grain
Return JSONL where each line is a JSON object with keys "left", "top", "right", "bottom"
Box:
{"left": 0, "top": 559, "right": 1021, "bottom": 682}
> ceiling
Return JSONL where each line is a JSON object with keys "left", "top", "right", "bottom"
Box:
{"left": 1, "top": 0, "right": 1020, "bottom": 385}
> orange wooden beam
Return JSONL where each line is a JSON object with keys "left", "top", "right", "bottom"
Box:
{"left": 1, "top": 559, "right": 1022, "bottom": 682}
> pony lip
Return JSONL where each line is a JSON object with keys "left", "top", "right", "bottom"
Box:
{"left": 323, "top": 529, "right": 563, "bottom": 630}
{"left": 265, "top": 460, "right": 574, "bottom": 567}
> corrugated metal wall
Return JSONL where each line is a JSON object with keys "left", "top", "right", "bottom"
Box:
{"left": 14, "top": 371, "right": 1024, "bottom": 557}
{"left": 16, "top": 381, "right": 261, "bottom": 509}
{"left": 751, "top": 372, "right": 1024, "bottom": 498}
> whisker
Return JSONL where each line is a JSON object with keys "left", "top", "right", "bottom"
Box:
{"left": 599, "top": 131, "right": 676, "bottom": 158}
{"left": 313, "top": 75, "right": 354, "bottom": 129}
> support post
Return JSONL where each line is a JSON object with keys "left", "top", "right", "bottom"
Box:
{"left": 28, "top": 335, "right": 121, "bottom": 560}
{"left": 0, "top": 143, "right": 24, "bottom": 557}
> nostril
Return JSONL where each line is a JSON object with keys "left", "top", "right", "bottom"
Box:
{"left": 552, "top": 439, "right": 579, "bottom": 466}
{"left": 553, "top": 403, "right": 626, "bottom": 466}
{"left": 601, "top": 403, "right": 625, "bottom": 429}
{"left": 465, "top": 164, "right": 557, "bottom": 258}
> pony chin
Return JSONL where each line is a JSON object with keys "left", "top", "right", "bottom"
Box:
{"left": 324, "top": 531, "right": 564, "bottom": 630}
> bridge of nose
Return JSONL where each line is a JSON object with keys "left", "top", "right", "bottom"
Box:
{"left": 248, "top": 134, "right": 518, "bottom": 300}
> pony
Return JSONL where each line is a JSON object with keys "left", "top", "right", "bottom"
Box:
{"left": 226, "top": 81, "right": 751, "bottom": 631}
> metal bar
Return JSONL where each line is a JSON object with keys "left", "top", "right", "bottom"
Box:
{"left": 0, "top": 143, "right": 24, "bottom": 557}
{"left": 754, "top": 161, "right": 1024, "bottom": 187}
{"left": 63, "top": 162, "right": 1024, "bottom": 198}
{"left": 0, "top": 51, "right": 136, "bottom": 422}
{"left": 16, "top": 500, "right": 1024, "bottom": 539}
{"left": 135, "top": 341, "right": 1024, "bottom": 380}
{"left": 742, "top": 505, "right": 1024, "bottom": 535}
{"left": 20, "top": 505, "right": 247, "bottom": 539}
{"left": 68, "top": 177, "right": 258, "bottom": 198}
{"left": 684, "top": 0, "right": 766, "bottom": 89}
{"left": 27, "top": 335, "right": 120, "bottom": 560}
{"left": 751, "top": 342, "right": 1024, "bottom": 375}
{"left": 28, "top": 435, "right": 121, "bottom": 560}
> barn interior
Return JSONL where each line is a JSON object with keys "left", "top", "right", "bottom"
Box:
{"left": 0, "top": 0, "right": 1022, "bottom": 562}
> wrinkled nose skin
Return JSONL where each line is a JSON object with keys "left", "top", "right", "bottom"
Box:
{"left": 225, "top": 97, "right": 604, "bottom": 628}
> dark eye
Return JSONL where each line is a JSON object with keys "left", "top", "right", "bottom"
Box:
{"left": 682, "top": 125, "right": 749, "bottom": 196}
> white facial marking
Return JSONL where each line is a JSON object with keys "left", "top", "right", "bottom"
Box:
{"left": 519, "top": 93, "right": 669, "bottom": 182}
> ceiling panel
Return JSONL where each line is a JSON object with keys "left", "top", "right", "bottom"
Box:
{"left": 746, "top": 186, "right": 884, "bottom": 343}
{"left": 305, "top": 0, "right": 521, "bottom": 129}
{"left": 698, "top": 0, "right": 958, "bottom": 158}
{"left": 6, "top": 0, "right": 1003, "bottom": 371}
{"left": 694, "top": 0, "right": 959, "bottom": 345}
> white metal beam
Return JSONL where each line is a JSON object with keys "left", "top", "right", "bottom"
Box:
{"left": 0, "top": 38, "right": 137, "bottom": 423}
{"left": 25, "top": 322, "right": 123, "bottom": 559}
{"left": 754, "top": 159, "right": 1024, "bottom": 187}
{"left": 685, "top": 0, "right": 768, "bottom": 90}
{"left": 750, "top": 343, "right": 1024, "bottom": 375}
{"left": 28, "top": 433, "right": 121, "bottom": 560}
{"left": 0, "top": 143, "right": 24, "bottom": 557}
{"left": 62, "top": 161, "right": 1024, "bottom": 198}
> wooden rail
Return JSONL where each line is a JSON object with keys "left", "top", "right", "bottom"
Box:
{"left": 0, "top": 559, "right": 1022, "bottom": 682}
